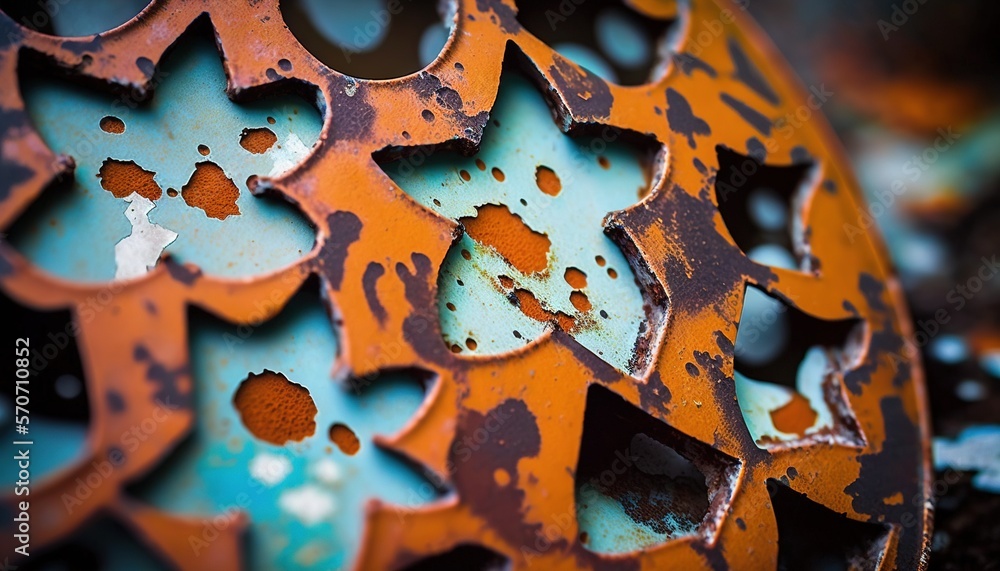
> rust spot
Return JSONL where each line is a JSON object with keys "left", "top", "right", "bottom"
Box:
{"left": 329, "top": 422, "right": 360, "bottom": 455}
{"left": 99, "top": 116, "right": 125, "bottom": 134}
{"left": 232, "top": 370, "right": 317, "bottom": 445}
{"left": 597, "top": 156, "right": 610, "bottom": 169}
{"left": 513, "top": 289, "right": 575, "bottom": 331}
{"left": 498, "top": 275, "right": 514, "bottom": 289}
{"left": 166, "top": 188, "right": 178, "bottom": 198}
{"left": 770, "top": 392, "right": 818, "bottom": 436}
{"left": 267, "top": 116, "right": 276, "bottom": 124}
{"left": 460, "top": 204, "right": 549, "bottom": 274}
{"left": 198, "top": 144, "right": 210, "bottom": 156}
{"left": 491, "top": 167, "right": 505, "bottom": 182}
{"left": 446, "top": 302, "right": 456, "bottom": 311}
{"left": 459, "top": 169, "right": 471, "bottom": 181}
{"left": 493, "top": 468, "right": 511, "bottom": 486}
{"left": 239, "top": 127, "right": 277, "bottom": 154}
{"left": 181, "top": 161, "right": 241, "bottom": 220}
{"left": 607, "top": 267, "right": 618, "bottom": 279}
{"left": 595, "top": 255, "right": 606, "bottom": 267}
{"left": 98, "top": 159, "right": 162, "bottom": 201}
{"left": 475, "top": 158, "right": 486, "bottom": 171}
{"left": 883, "top": 492, "right": 904, "bottom": 506}
{"left": 461, "top": 249, "right": 472, "bottom": 260}
{"left": 564, "top": 267, "right": 588, "bottom": 289}
{"left": 534, "top": 165, "right": 561, "bottom": 196}
{"left": 569, "top": 291, "right": 592, "bottom": 312}
{"left": 466, "top": 338, "right": 478, "bottom": 350}
{"left": 450, "top": 344, "right": 462, "bottom": 353}
{"left": 422, "top": 109, "right": 435, "bottom": 121}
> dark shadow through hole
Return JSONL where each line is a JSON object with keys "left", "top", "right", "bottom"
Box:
{"left": 574, "top": 384, "right": 739, "bottom": 553}
{"left": 398, "top": 543, "right": 510, "bottom": 571}
{"left": 714, "top": 146, "right": 815, "bottom": 271}
{"left": 768, "top": 479, "right": 891, "bottom": 571}
{"left": 280, "top": 0, "right": 452, "bottom": 79}
{"left": 515, "top": 0, "right": 678, "bottom": 86}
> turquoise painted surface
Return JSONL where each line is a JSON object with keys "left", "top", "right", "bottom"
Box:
{"left": 11, "top": 38, "right": 320, "bottom": 283}
{"left": 385, "top": 73, "right": 652, "bottom": 374}
{"left": 135, "top": 287, "right": 436, "bottom": 570}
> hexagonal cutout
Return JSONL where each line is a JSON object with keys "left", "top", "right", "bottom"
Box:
{"left": 714, "top": 146, "right": 817, "bottom": 272}
{"left": 734, "top": 284, "right": 866, "bottom": 448}
{"left": 768, "top": 479, "right": 893, "bottom": 570}
{"left": 574, "top": 384, "right": 739, "bottom": 553}
{"left": 378, "top": 66, "right": 666, "bottom": 376}
{"left": 516, "top": 0, "right": 680, "bottom": 86}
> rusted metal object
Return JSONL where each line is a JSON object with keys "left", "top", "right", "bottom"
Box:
{"left": 0, "top": 0, "right": 932, "bottom": 569}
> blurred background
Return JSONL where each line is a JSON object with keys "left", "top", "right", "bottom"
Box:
{"left": 747, "top": 1, "right": 1000, "bottom": 568}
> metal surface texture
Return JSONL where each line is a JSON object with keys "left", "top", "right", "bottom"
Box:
{"left": 0, "top": 0, "right": 933, "bottom": 569}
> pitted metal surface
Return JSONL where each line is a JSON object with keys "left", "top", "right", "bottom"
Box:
{"left": 0, "top": 0, "right": 932, "bottom": 569}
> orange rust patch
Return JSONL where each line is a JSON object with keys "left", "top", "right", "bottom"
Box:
{"left": 329, "top": 422, "right": 360, "bottom": 455}
{"left": 446, "top": 302, "right": 456, "bottom": 311}
{"left": 181, "top": 161, "right": 241, "bottom": 220}
{"left": 570, "top": 291, "right": 592, "bottom": 312}
{"left": 466, "top": 338, "right": 478, "bottom": 350}
{"left": 475, "top": 158, "right": 486, "bottom": 171}
{"left": 493, "top": 468, "right": 511, "bottom": 486}
{"left": 99, "top": 116, "right": 125, "bottom": 134}
{"left": 198, "top": 144, "right": 210, "bottom": 156}
{"left": 459, "top": 169, "right": 471, "bottom": 181}
{"left": 535, "top": 166, "right": 561, "bottom": 196}
{"left": 239, "top": 127, "right": 277, "bottom": 154}
{"left": 513, "top": 288, "right": 575, "bottom": 331}
{"left": 883, "top": 492, "right": 904, "bottom": 506}
{"left": 564, "top": 267, "right": 588, "bottom": 289}
{"left": 607, "top": 268, "right": 618, "bottom": 279}
{"left": 498, "top": 275, "right": 514, "bottom": 289}
{"left": 460, "top": 204, "right": 550, "bottom": 274}
{"left": 232, "top": 370, "right": 317, "bottom": 445}
{"left": 98, "top": 159, "right": 162, "bottom": 201}
{"left": 770, "top": 392, "right": 818, "bottom": 436}
{"left": 595, "top": 255, "right": 606, "bottom": 267}
{"left": 598, "top": 156, "right": 611, "bottom": 169}
{"left": 491, "top": 167, "right": 505, "bottom": 182}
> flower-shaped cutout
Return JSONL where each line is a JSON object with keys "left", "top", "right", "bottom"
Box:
{"left": 380, "top": 70, "right": 663, "bottom": 374}
{"left": 131, "top": 282, "right": 439, "bottom": 570}
{"left": 8, "top": 32, "right": 321, "bottom": 282}
{"left": 281, "top": 0, "right": 454, "bottom": 79}
{"left": 0, "top": 0, "right": 150, "bottom": 36}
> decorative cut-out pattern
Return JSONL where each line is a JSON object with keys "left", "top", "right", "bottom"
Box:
{"left": 383, "top": 71, "right": 662, "bottom": 374}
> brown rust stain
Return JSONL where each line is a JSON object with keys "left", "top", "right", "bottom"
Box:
{"left": 181, "top": 161, "right": 241, "bottom": 219}
{"left": 460, "top": 204, "right": 550, "bottom": 274}
{"left": 535, "top": 165, "right": 561, "bottom": 196}
{"left": 569, "top": 291, "right": 591, "bottom": 312}
{"left": 239, "top": 127, "right": 277, "bottom": 154}
{"left": 513, "top": 288, "right": 575, "bottom": 331}
{"left": 491, "top": 167, "right": 505, "bottom": 182}
{"left": 564, "top": 267, "right": 588, "bottom": 289}
{"left": 98, "top": 159, "right": 162, "bottom": 201}
{"left": 329, "top": 422, "right": 360, "bottom": 455}
{"left": 770, "top": 392, "right": 818, "bottom": 436}
{"left": 100, "top": 116, "right": 125, "bottom": 134}
{"left": 233, "top": 370, "right": 317, "bottom": 445}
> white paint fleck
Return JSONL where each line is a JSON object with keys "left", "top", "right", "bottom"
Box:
{"left": 278, "top": 484, "right": 337, "bottom": 526}
{"left": 268, "top": 132, "right": 311, "bottom": 177}
{"left": 249, "top": 452, "right": 292, "bottom": 487}
{"left": 312, "top": 458, "right": 343, "bottom": 486}
{"left": 114, "top": 193, "right": 177, "bottom": 280}
{"left": 934, "top": 425, "right": 1000, "bottom": 493}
